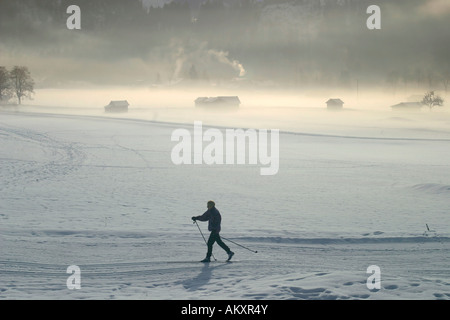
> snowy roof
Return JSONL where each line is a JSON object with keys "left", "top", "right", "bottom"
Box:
{"left": 391, "top": 102, "right": 423, "bottom": 109}
{"left": 106, "top": 100, "right": 129, "bottom": 107}
{"left": 326, "top": 99, "right": 344, "bottom": 104}
{"left": 195, "top": 96, "right": 240, "bottom": 105}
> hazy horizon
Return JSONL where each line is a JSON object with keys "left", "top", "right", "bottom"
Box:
{"left": 1, "top": 0, "right": 449, "bottom": 92}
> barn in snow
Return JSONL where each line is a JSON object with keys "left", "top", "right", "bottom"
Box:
{"left": 326, "top": 99, "right": 344, "bottom": 110}
{"left": 104, "top": 100, "right": 129, "bottom": 113}
{"left": 390, "top": 102, "right": 423, "bottom": 111}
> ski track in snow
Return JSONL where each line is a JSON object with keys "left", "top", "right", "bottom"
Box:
{"left": 0, "top": 123, "right": 86, "bottom": 188}
{"left": 1, "top": 233, "right": 449, "bottom": 300}
{"left": 0, "top": 110, "right": 449, "bottom": 300}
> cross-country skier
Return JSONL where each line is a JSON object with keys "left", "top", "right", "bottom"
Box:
{"left": 192, "top": 201, "right": 234, "bottom": 263}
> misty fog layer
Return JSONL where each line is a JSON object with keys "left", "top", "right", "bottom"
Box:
{"left": 1, "top": 0, "right": 449, "bottom": 90}
{"left": 1, "top": 0, "right": 449, "bottom": 137}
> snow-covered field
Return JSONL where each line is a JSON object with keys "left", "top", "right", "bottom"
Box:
{"left": 1, "top": 103, "right": 449, "bottom": 300}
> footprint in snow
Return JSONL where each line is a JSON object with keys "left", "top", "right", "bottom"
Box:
{"left": 384, "top": 284, "right": 398, "bottom": 290}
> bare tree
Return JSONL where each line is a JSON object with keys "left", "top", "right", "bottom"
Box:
{"left": 441, "top": 72, "right": 450, "bottom": 93}
{"left": 421, "top": 91, "right": 444, "bottom": 111}
{"left": 0, "top": 66, "right": 12, "bottom": 103}
{"left": 443, "top": 78, "right": 450, "bottom": 93}
{"left": 439, "top": 64, "right": 450, "bottom": 93}
{"left": 10, "top": 66, "right": 35, "bottom": 105}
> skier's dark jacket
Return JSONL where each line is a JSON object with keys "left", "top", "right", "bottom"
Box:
{"left": 195, "top": 207, "right": 222, "bottom": 232}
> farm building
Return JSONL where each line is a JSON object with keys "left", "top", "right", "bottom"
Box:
{"left": 326, "top": 99, "right": 344, "bottom": 110}
{"left": 390, "top": 102, "right": 423, "bottom": 111}
{"left": 105, "top": 100, "right": 129, "bottom": 113}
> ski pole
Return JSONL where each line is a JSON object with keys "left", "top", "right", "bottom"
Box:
{"left": 193, "top": 220, "right": 217, "bottom": 261}
{"left": 221, "top": 236, "right": 258, "bottom": 254}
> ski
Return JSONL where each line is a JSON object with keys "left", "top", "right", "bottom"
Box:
{"left": 199, "top": 260, "right": 236, "bottom": 264}
{"left": 151, "top": 260, "right": 237, "bottom": 264}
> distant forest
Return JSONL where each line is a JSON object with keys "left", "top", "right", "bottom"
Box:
{"left": 1, "top": 0, "right": 449, "bottom": 90}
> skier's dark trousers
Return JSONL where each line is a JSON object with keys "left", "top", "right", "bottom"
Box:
{"left": 192, "top": 201, "right": 234, "bottom": 262}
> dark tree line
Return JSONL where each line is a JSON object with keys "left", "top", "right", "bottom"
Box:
{"left": 1, "top": 0, "right": 449, "bottom": 89}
